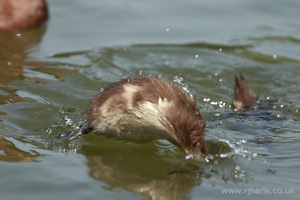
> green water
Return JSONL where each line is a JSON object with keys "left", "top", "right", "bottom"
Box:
{"left": 0, "top": 0, "right": 299, "bottom": 199}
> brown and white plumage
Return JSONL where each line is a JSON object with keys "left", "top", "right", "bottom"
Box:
{"left": 78, "top": 77, "right": 207, "bottom": 154}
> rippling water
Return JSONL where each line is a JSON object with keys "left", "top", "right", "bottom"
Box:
{"left": 1, "top": 0, "right": 299, "bottom": 200}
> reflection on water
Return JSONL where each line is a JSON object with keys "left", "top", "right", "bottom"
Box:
{"left": 0, "top": 86, "right": 33, "bottom": 104}
{"left": 36, "top": 104, "right": 252, "bottom": 199}
{"left": 0, "top": 25, "right": 76, "bottom": 110}
{"left": 0, "top": 26, "right": 47, "bottom": 108}
{"left": 28, "top": 40, "right": 299, "bottom": 199}
{"left": 0, "top": 26, "right": 47, "bottom": 59}
{"left": 79, "top": 135, "right": 246, "bottom": 200}
{"left": 0, "top": 136, "right": 41, "bottom": 162}
{"left": 1, "top": 37, "right": 299, "bottom": 199}
{"left": 0, "top": 0, "right": 299, "bottom": 198}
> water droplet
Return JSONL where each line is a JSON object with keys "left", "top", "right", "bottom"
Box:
{"left": 173, "top": 76, "right": 184, "bottom": 84}
{"left": 214, "top": 112, "right": 221, "bottom": 117}
{"left": 272, "top": 112, "right": 285, "bottom": 120}
{"left": 185, "top": 154, "right": 193, "bottom": 159}
{"left": 210, "top": 101, "right": 218, "bottom": 106}
{"left": 218, "top": 101, "right": 226, "bottom": 108}
{"left": 46, "top": 128, "right": 52, "bottom": 135}
{"left": 64, "top": 117, "right": 73, "bottom": 126}
{"left": 203, "top": 98, "right": 210, "bottom": 102}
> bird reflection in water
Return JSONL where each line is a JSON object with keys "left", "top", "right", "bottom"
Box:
{"left": 0, "top": 136, "right": 41, "bottom": 162}
{"left": 78, "top": 135, "right": 247, "bottom": 200}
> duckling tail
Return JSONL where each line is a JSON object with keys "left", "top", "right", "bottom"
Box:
{"left": 233, "top": 73, "right": 259, "bottom": 111}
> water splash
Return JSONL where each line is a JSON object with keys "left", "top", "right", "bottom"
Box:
{"left": 173, "top": 76, "right": 194, "bottom": 98}
{"left": 35, "top": 105, "right": 86, "bottom": 153}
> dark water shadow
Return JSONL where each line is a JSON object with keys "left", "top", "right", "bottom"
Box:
{"left": 76, "top": 134, "right": 248, "bottom": 200}
{"left": 0, "top": 25, "right": 47, "bottom": 59}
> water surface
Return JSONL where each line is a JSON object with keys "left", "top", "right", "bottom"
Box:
{"left": 0, "top": 0, "right": 299, "bottom": 199}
